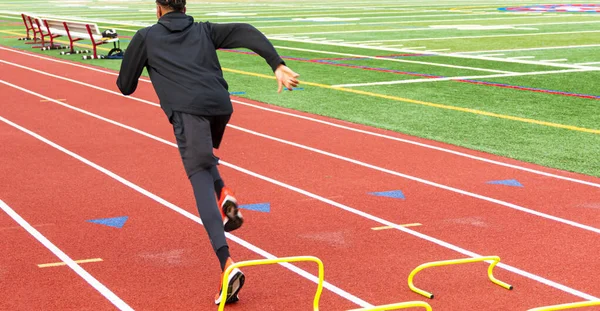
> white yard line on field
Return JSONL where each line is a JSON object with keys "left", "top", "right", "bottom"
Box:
{"left": 456, "top": 44, "right": 600, "bottom": 54}
{"left": 267, "top": 19, "right": 600, "bottom": 36}
{"left": 331, "top": 68, "right": 596, "bottom": 88}
{"left": 267, "top": 36, "right": 600, "bottom": 70}
{"left": 273, "top": 45, "right": 515, "bottom": 74}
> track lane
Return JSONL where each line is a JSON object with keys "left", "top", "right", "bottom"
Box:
{"left": 2, "top": 59, "right": 598, "bottom": 309}
{"left": 0, "top": 103, "right": 355, "bottom": 310}
{"left": 1, "top": 47, "right": 598, "bottom": 230}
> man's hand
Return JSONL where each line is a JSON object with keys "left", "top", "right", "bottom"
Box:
{"left": 275, "top": 64, "right": 300, "bottom": 93}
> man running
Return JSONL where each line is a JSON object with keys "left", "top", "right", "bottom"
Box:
{"left": 116, "top": 0, "right": 300, "bottom": 305}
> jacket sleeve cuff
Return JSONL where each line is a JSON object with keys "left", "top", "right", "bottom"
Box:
{"left": 269, "top": 58, "right": 286, "bottom": 72}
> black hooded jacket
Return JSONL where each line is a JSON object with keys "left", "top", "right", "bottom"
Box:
{"left": 116, "top": 12, "right": 285, "bottom": 119}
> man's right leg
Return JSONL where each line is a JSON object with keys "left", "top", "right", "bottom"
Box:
{"left": 209, "top": 165, "right": 244, "bottom": 232}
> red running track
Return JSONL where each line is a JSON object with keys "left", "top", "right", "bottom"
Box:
{"left": 1, "top": 46, "right": 600, "bottom": 310}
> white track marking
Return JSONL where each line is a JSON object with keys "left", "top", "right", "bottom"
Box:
{"left": 2, "top": 47, "right": 599, "bottom": 189}
{"left": 267, "top": 35, "right": 600, "bottom": 70}
{"left": 478, "top": 53, "right": 505, "bottom": 57}
{"left": 1, "top": 85, "right": 598, "bottom": 303}
{"left": 457, "top": 44, "right": 600, "bottom": 54}
{"left": 331, "top": 68, "right": 595, "bottom": 87}
{"left": 577, "top": 62, "right": 600, "bottom": 65}
{"left": 0, "top": 198, "right": 133, "bottom": 311}
{"left": 2, "top": 63, "right": 599, "bottom": 235}
{"left": 0, "top": 112, "right": 372, "bottom": 309}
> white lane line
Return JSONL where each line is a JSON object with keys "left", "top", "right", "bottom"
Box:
{"left": 2, "top": 62, "right": 599, "bottom": 236}
{"left": 577, "top": 62, "right": 600, "bottom": 65}
{"left": 0, "top": 198, "right": 133, "bottom": 311}
{"left": 456, "top": 44, "right": 600, "bottom": 54}
{"left": 3, "top": 47, "right": 600, "bottom": 190}
{"left": 1, "top": 84, "right": 598, "bottom": 303}
{"left": 331, "top": 68, "right": 593, "bottom": 87}
{"left": 0, "top": 112, "right": 373, "bottom": 309}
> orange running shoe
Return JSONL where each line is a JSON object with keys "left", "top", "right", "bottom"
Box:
{"left": 218, "top": 187, "right": 243, "bottom": 232}
{"left": 214, "top": 258, "right": 245, "bottom": 305}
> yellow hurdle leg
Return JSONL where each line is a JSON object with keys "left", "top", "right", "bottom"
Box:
{"left": 218, "top": 256, "right": 325, "bottom": 311}
{"left": 408, "top": 256, "right": 512, "bottom": 299}
{"left": 527, "top": 300, "right": 600, "bottom": 311}
{"left": 347, "top": 301, "right": 433, "bottom": 311}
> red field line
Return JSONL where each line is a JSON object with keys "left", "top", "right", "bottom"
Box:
{"left": 1, "top": 51, "right": 600, "bottom": 310}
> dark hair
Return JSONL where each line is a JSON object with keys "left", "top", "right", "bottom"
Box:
{"left": 156, "top": 0, "right": 186, "bottom": 12}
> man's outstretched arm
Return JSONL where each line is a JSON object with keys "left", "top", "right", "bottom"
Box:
{"left": 208, "top": 22, "right": 299, "bottom": 92}
{"left": 116, "top": 31, "right": 148, "bottom": 95}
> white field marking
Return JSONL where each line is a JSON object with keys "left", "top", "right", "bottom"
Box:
{"left": 267, "top": 18, "right": 600, "bottom": 36}
{"left": 427, "top": 49, "right": 451, "bottom": 52}
{"left": 541, "top": 59, "right": 569, "bottom": 62}
{"left": 0, "top": 101, "right": 373, "bottom": 310}
{"left": 479, "top": 54, "right": 505, "bottom": 57}
{"left": 577, "top": 62, "right": 600, "bottom": 65}
{"left": 331, "top": 68, "right": 594, "bottom": 87}
{"left": 266, "top": 36, "right": 600, "bottom": 70}
{"left": 3, "top": 46, "right": 600, "bottom": 190}
{"left": 2, "top": 87, "right": 599, "bottom": 304}
{"left": 2, "top": 9, "right": 461, "bottom": 24}
{"left": 457, "top": 44, "right": 600, "bottom": 54}
{"left": 0, "top": 198, "right": 133, "bottom": 311}
{"left": 287, "top": 29, "right": 600, "bottom": 49}
{"left": 4, "top": 63, "right": 600, "bottom": 236}
{"left": 269, "top": 46, "right": 514, "bottom": 74}
{"left": 253, "top": 12, "right": 534, "bottom": 28}
{"left": 405, "top": 46, "right": 427, "bottom": 49}
{"left": 386, "top": 44, "right": 406, "bottom": 47}
{"left": 509, "top": 56, "right": 536, "bottom": 59}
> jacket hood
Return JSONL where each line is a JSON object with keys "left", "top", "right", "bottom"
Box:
{"left": 158, "top": 12, "right": 194, "bottom": 32}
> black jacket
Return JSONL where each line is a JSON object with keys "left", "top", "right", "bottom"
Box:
{"left": 116, "top": 12, "right": 285, "bottom": 119}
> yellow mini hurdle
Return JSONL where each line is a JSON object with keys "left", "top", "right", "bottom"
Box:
{"left": 527, "top": 300, "right": 600, "bottom": 311}
{"left": 218, "top": 256, "right": 325, "bottom": 311}
{"left": 408, "top": 256, "right": 512, "bottom": 299}
{"left": 347, "top": 301, "right": 433, "bottom": 311}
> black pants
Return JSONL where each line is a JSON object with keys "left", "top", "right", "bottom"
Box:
{"left": 171, "top": 111, "right": 231, "bottom": 178}
{"left": 171, "top": 111, "right": 231, "bottom": 253}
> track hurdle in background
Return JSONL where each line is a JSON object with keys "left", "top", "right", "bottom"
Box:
{"left": 218, "top": 256, "right": 433, "bottom": 311}
{"left": 408, "top": 256, "right": 513, "bottom": 299}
